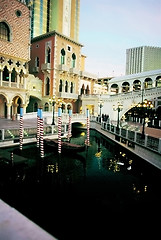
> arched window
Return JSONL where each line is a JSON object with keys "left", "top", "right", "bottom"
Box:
{"left": 72, "top": 53, "right": 76, "bottom": 68}
{"left": 59, "top": 79, "right": 63, "bottom": 92}
{"left": 35, "top": 57, "right": 39, "bottom": 67}
{"left": 133, "top": 80, "right": 141, "bottom": 91}
{"left": 61, "top": 48, "right": 66, "bottom": 64}
{"left": 70, "top": 82, "right": 73, "bottom": 93}
{"left": 156, "top": 76, "right": 161, "bottom": 88}
{"left": 3, "top": 66, "right": 9, "bottom": 81}
{"left": 44, "top": 102, "right": 49, "bottom": 111}
{"left": 65, "top": 81, "right": 68, "bottom": 92}
{"left": 45, "top": 77, "right": 50, "bottom": 95}
{"left": 0, "top": 22, "right": 10, "bottom": 41}
{"left": 46, "top": 47, "right": 51, "bottom": 63}
{"left": 110, "top": 84, "right": 119, "bottom": 94}
{"left": 85, "top": 85, "right": 90, "bottom": 95}
{"left": 144, "top": 78, "right": 152, "bottom": 89}
{"left": 81, "top": 84, "right": 85, "bottom": 95}
{"left": 122, "top": 82, "right": 130, "bottom": 92}
{"left": 11, "top": 68, "right": 17, "bottom": 82}
{"left": 19, "top": 69, "right": 24, "bottom": 84}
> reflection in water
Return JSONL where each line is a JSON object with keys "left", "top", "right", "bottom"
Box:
{"left": 0, "top": 129, "right": 161, "bottom": 239}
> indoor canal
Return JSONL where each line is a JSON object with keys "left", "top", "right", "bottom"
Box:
{"left": 0, "top": 129, "right": 161, "bottom": 239}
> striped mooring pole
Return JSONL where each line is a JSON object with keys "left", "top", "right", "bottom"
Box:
{"left": 39, "top": 108, "right": 44, "bottom": 158}
{"left": 37, "top": 108, "right": 40, "bottom": 148}
{"left": 58, "top": 107, "right": 62, "bottom": 154}
{"left": 19, "top": 107, "right": 23, "bottom": 150}
{"left": 67, "top": 109, "right": 72, "bottom": 141}
{"left": 86, "top": 108, "right": 90, "bottom": 146}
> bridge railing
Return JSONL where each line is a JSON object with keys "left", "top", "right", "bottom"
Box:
{"left": 91, "top": 116, "right": 161, "bottom": 154}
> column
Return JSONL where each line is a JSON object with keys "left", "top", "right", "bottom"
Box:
{"left": 17, "top": 73, "right": 20, "bottom": 88}
{"left": 0, "top": 70, "right": 2, "bottom": 86}
{"left": 6, "top": 104, "right": 11, "bottom": 119}
{"left": 9, "top": 71, "right": 12, "bottom": 87}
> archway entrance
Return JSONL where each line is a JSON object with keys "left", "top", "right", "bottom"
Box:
{"left": 0, "top": 94, "right": 7, "bottom": 118}
{"left": 12, "top": 96, "right": 22, "bottom": 116}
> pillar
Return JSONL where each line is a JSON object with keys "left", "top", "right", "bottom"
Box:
{"left": 6, "top": 104, "right": 11, "bottom": 119}
{"left": 0, "top": 70, "right": 2, "bottom": 86}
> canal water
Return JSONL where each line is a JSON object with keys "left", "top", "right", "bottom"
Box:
{"left": 0, "top": 129, "right": 161, "bottom": 239}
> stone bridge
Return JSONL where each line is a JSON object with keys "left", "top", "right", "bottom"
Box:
{"left": 100, "top": 87, "right": 161, "bottom": 123}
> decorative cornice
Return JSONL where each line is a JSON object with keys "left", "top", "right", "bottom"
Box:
{"left": 31, "top": 31, "right": 83, "bottom": 47}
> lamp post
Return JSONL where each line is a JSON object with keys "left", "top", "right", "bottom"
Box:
{"left": 98, "top": 100, "right": 103, "bottom": 123}
{"left": 49, "top": 95, "right": 56, "bottom": 125}
{"left": 138, "top": 99, "right": 153, "bottom": 138}
{"left": 113, "top": 102, "right": 123, "bottom": 128}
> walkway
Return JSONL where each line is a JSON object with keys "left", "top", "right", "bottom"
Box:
{"left": 126, "top": 121, "right": 161, "bottom": 138}
{"left": 0, "top": 118, "right": 161, "bottom": 138}
{"left": 0, "top": 118, "right": 37, "bottom": 129}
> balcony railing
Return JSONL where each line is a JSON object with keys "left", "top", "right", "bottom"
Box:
{"left": 58, "top": 64, "right": 69, "bottom": 72}
{"left": 41, "top": 63, "right": 51, "bottom": 72}
{"left": 58, "top": 92, "right": 78, "bottom": 99}
{"left": 69, "top": 67, "right": 80, "bottom": 75}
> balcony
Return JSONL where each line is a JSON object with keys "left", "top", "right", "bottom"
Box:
{"left": 41, "top": 63, "right": 50, "bottom": 73}
{"left": 58, "top": 64, "right": 69, "bottom": 72}
{"left": 69, "top": 67, "right": 80, "bottom": 75}
{"left": 58, "top": 92, "right": 78, "bottom": 99}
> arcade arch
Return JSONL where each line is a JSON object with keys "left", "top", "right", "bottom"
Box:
{"left": 122, "top": 82, "right": 130, "bottom": 92}
{"left": 133, "top": 80, "right": 141, "bottom": 91}
{"left": 111, "top": 84, "right": 119, "bottom": 94}
{"left": 12, "top": 95, "right": 23, "bottom": 115}
{"left": 144, "top": 78, "right": 152, "bottom": 89}
{"left": 156, "top": 76, "right": 161, "bottom": 87}
{"left": 0, "top": 94, "right": 7, "bottom": 118}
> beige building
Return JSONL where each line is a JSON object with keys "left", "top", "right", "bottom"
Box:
{"left": 29, "top": 0, "right": 97, "bottom": 114}
{"left": 29, "top": 30, "right": 97, "bottom": 113}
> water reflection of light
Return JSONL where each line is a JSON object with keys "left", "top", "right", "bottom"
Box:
{"left": 95, "top": 151, "right": 102, "bottom": 158}
{"left": 47, "top": 163, "right": 58, "bottom": 173}
{"left": 80, "top": 132, "right": 85, "bottom": 136}
{"left": 132, "top": 183, "right": 148, "bottom": 195}
{"left": 95, "top": 151, "right": 102, "bottom": 170}
{"left": 108, "top": 159, "right": 121, "bottom": 172}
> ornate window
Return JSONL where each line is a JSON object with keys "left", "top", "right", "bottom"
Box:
{"left": 11, "top": 68, "right": 17, "bottom": 82}
{"left": 70, "top": 82, "right": 73, "bottom": 93}
{"left": 35, "top": 57, "right": 39, "bottom": 67}
{"left": 59, "top": 79, "right": 63, "bottom": 92}
{"left": 0, "top": 22, "right": 10, "bottom": 41}
{"left": 61, "top": 48, "right": 66, "bottom": 64}
{"left": 65, "top": 81, "right": 68, "bottom": 92}
{"left": 45, "top": 77, "right": 50, "bottom": 96}
{"left": 72, "top": 53, "right": 76, "bottom": 68}
{"left": 3, "top": 66, "right": 9, "bottom": 81}
{"left": 46, "top": 47, "right": 51, "bottom": 63}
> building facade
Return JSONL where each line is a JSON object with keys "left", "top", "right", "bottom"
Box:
{"left": 31, "top": 0, "right": 80, "bottom": 42}
{"left": 29, "top": 0, "right": 97, "bottom": 114}
{"left": 126, "top": 46, "right": 161, "bottom": 75}
{"left": 0, "top": 0, "right": 31, "bottom": 118}
{"left": 0, "top": 0, "right": 42, "bottom": 119}
{"left": 29, "top": 30, "right": 97, "bottom": 113}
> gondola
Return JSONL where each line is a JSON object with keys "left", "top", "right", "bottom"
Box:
{"left": 44, "top": 139, "right": 86, "bottom": 152}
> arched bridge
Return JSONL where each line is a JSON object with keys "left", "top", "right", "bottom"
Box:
{"left": 101, "top": 87, "right": 161, "bottom": 123}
